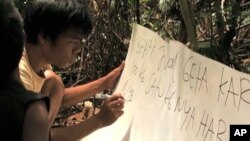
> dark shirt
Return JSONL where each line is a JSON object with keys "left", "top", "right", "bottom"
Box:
{"left": 0, "top": 81, "right": 49, "bottom": 141}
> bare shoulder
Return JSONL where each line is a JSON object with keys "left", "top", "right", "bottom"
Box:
{"left": 22, "top": 100, "right": 49, "bottom": 141}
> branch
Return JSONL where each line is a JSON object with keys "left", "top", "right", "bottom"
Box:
{"left": 179, "top": 0, "right": 197, "bottom": 50}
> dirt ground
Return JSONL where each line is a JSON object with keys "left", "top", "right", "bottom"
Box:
{"left": 53, "top": 100, "right": 100, "bottom": 128}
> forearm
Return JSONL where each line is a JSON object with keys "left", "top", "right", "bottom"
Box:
{"left": 61, "top": 62, "right": 125, "bottom": 107}
{"left": 51, "top": 94, "right": 125, "bottom": 141}
{"left": 51, "top": 115, "right": 104, "bottom": 141}
{"left": 61, "top": 77, "right": 106, "bottom": 107}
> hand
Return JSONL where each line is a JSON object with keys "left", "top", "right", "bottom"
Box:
{"left": 44, "top": 69, "right": 63, "bottom": 85}
{"left": 102, "top": 62, "right": 125, "bottom": 89}
{"left": 42, "top": 70, "right": 64, "bottom": 96}
{"left": 96, "top": 93, "right": 125, "bottom": 126}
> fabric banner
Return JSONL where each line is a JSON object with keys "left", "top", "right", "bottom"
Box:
{"left": 81, "top": 24, "right": 250, "bottom": 141}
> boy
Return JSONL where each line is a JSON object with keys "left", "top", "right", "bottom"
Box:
{"left": 19, "top": 0, "right": 125, "bottom": 127}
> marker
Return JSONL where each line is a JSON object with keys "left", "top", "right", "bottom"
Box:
{"left": 95, "top": 93, "right": 111, "bottom": 100}
{"left": 95, "top": 93, "right": 132, "bottom": 102}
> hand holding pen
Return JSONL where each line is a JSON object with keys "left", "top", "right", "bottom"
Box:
{"left": 95, "top": 93, "right": 125, "bottom": 126}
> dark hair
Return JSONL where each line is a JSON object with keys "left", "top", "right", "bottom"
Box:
{"left": 24, "top": 0, "right": 93, "bottom": 44}
{"left": 0, "top": 0, "right": 24, "bottom": 84}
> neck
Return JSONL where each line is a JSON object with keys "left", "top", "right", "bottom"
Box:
{"left": 25, "top": 43, "right": 49, "bottom": 75}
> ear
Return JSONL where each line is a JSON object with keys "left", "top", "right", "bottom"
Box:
{"left": 38, "top": 34, "right": 50, "bottom": 47}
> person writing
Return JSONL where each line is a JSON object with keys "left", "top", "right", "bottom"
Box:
{"left": 19, "top": 0, "right": 125, "bottom": 127}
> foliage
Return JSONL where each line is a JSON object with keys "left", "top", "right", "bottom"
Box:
{"left": 14, "top": 0, "right": 250, "bottom": 126}
{"left": 14, "top": 0, "right": 250, "bottom": 83}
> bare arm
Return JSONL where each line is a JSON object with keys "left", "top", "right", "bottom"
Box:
{"left": 40, "top": 62, "right": 124, "bottom": 127}
{"left": 61, "top": 62, "right": 125, "bottom": 107}
{"left": 51, "top": 93, "right": 124, "bottom": 141}
{"left": 22, "top": 100, "right": 49, "bottom": 141}
{"left": 41, "top": 70, "right": 64, "bottom": 127}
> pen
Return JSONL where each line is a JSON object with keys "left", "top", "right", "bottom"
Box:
{"left": 94, "top": 93, "right": 132, "bottom": 102}
{"left": 95, "top": 93, "right": 111, "bottom": 100}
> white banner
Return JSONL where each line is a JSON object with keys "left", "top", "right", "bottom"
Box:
{"left": 82, "top": 24, "right": 250, "bottom": 141}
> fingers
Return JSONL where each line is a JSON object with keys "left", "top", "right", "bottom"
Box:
{"left": 104, "top": 93, "right": 124, "bottom": 114}
{"left": 119, "top": 61, "right": 125, "bottom": 69}
{"left": 112, "top": 61, "right": 125, "bottom": 74}
{"left": 116, "top": 61, "right": 125, "bottom": 72}
{"left": 44, "top": 69, "right": 55, "bottom": 77}
{"left": 109, "top": 103, "right": 124, "bottom": 114}
{"left": 96, "top": 93, "right": 125, "bottom": 126}
{"left": 106, "top": 93, "right": 124, "bottom": 101}
{"left": 103, "top": 61, "right": 125, "bottom": 89}
{"left": 44, "top": 70, "right": 62, "bottom": 83}
{"left": 108, "top": 99, "right": 124, "bottom": 109}
{"left": 113, "top": 110, "right": 124, "bottom": 117}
